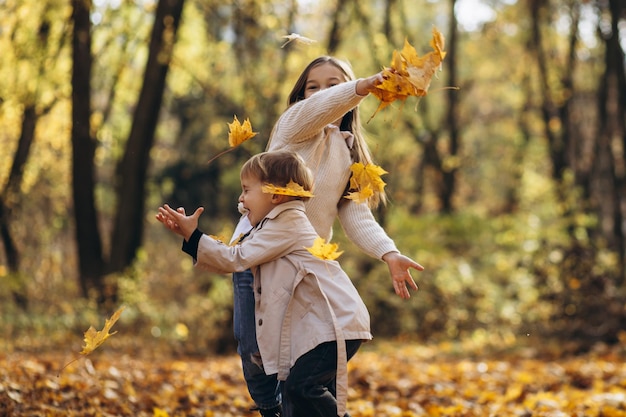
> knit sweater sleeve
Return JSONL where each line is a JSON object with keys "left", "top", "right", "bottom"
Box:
{"left": 268, "top": 80, "right": 365, "bottom": 149}
{"left": 337, "top": 200, "right": 398, "bottom": 260}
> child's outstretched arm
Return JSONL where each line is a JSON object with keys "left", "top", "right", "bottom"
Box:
{"left": 355, "top": 71, "right": 386, "bottom": 96}
{"left": 156, "top": 204, "right": 204, "bottom": 241}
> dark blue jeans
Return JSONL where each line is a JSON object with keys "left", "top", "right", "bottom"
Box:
{"left": 233, "top": 269, "right": 281, "bottom": 410}
{"left": 282, "top": 340, "right": 362, "bottom": 417}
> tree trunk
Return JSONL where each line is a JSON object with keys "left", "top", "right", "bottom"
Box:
{"left": 71, "top": 0, "right": 106, "bottom": 300}
{"left": 597, "top": 0, "right": 626, "bottom": 281}
{"left": 440, "top": 0, "right": 460, "bottom": 213}
{"left": 109, "top": 0, "right": 185, "bottom": 273}
{"left": 0, "top": 107, "right": 39, "bottom": 309}
{"left": 326, "top": 0, "right": 350, "bottom": 54}
{"left": 528, "top": 0, "right": 579, "bottom": 184}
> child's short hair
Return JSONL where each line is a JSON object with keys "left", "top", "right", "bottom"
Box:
{"left": 241, "top": 151, "right": 314, "bottom": 201}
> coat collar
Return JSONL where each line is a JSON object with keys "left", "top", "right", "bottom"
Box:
{"left": 255, "top": 200, "right": 306, "bottom": 231}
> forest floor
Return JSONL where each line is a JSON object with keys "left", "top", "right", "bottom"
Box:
{"left": 1, "top": 339, "right": 626, "bottom": 417}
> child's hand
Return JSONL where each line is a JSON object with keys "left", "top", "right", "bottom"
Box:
{"left": 356, "top": 71, "right": 386, "bottom": 96}
{"left": 382, "top": 251, "right": 423, "bottom": 299}
{"left": 156, "top": 204, "right": 204, "bottom": 241}
{"left": 156, "top": 206, "right": 184, "bottom": 232}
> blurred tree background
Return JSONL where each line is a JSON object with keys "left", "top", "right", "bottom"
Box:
{"left": 0, "top": 0, "right": 624, "bottom": 356}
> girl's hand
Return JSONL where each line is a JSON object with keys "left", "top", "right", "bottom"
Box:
{"left": 356, "top": 71, "right": 386, "bottom": 96}
{"left": 382, "top": 251, "right": 423, "bottom": 299}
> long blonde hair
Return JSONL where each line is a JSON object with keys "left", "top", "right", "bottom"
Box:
{"left": 279, "top": 56, "right": 386, "bottom": 208}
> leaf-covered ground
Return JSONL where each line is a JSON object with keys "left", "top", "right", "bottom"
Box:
{"left": 1, "top": 341, "right": 626, "bottom": 417}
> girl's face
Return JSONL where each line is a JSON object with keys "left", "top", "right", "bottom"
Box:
{"left": 304, "top": 62, "right": 347, "bottom": 99}
{"left": 239, "top": 174, "right": 275, "bottom": 226}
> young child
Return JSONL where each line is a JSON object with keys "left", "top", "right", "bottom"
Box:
{"left": 156, "top": 150, "right": 372, "bottom": 417}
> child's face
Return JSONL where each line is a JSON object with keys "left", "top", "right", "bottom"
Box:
{"left": 304, "top": 62, "right": 347, "bottom": 99}
{"left": 239, "top": 174, "right": 276, "bottom": 226}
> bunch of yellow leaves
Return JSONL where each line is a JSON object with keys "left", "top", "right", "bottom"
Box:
{"left": 262, "top": 180, "right": 314, "bottom": 198}
{"left": 306, "top": 236, "right": 344, "bottom": 261}
{"left": 207, "top": 115, "right": 258, "bottom": 164}
{"left": 369, "top": 27, "right": 447, "bottom": 120}
{"left": 345, "top": 162, "right": 388, "bottom": 204}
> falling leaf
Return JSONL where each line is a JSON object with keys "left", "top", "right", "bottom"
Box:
{"left": 81, "top": 306, "right": 125, "bottom": 355}
{"left": 207, "top": 115, "right": 258, "bottom": 164}
{"left": 349, "top": 162, "right": 387, "bottom": 193}
{"left": 281, "top": 33, "right": 317, "bottom": 48}
{"left": 369, "top": 27, "right": 448, "bottom": 121}
{"left": 227, "top": 115, "right": 257, "bottom": 147}
{"left": 344, "top": 162, "right": 387, "bottom": 204}
{"left": 261, "top": 180, "right": 314, "bottom": 198}
{"left": 345, "top": 184, "right": 374, "bottom": 204}
{"left": 59, "top": 306, "right": 126, "bottom": 375}
{"left": 305, "top": 236, "right": 343, "bottom": 261}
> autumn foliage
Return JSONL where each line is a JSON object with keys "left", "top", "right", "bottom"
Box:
{"left": 2, "top": 340, "right": 626, "bottom": 416}
{"left": 369, "top": 28, "right": 448, "bottom": 120}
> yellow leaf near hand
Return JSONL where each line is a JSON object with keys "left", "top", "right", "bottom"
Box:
{"left": 306, "top": 236, "right": 344, "bottom": 261}
{"left": 80, "top": 306, "right": 125, "bottom": 355}
{"left": 228, "top": 115, "right": 258, "bottom": 147}
{"left": 369, "top": 27, "right": 448, "bottom": 120}
{"left": 262, "top": 180, "right": 314, "bottom": 198}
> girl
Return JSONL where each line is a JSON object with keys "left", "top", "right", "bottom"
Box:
{"left": 157, "top": 151, "right": 372, "bottom": 417}
{"left": 234, "top": 56, "right": 424, "bottom": 417}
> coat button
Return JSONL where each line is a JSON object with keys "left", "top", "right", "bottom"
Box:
{"left": 258, "top": 319, "right": 263, "bottom": 326}
{"left": 257, "top": 286, "right": 262, "bottom": 294}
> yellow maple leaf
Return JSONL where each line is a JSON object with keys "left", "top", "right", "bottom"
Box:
{"left": 80, "top": 306, "right": 125, "bottom": 355}
{"left": 345, "top": 184, "right": 374, "bottom": 204}
{"left": 345, "top": 162, "right": 387, "bottom": 204}
{"left": 59, "top": 306, "right": 126, "bottom": 374}
{"left": 349, "top": 162, "right": 387, "bottom": 193}
{"left": 207, "top": 115, "right": 258, "bottom": 164}
{"left": 261, "top": 180, "right": 314, "bottom": 198}
{"left": 227, "top": 115, "right": 258, "bottom": 147}
{"left": 369, "top": 27, "right": 448, "bottom": 120}
{"left": 305, "top": 236, "right": 343, "bottom": 261}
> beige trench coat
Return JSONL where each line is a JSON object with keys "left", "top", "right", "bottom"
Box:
{"left": 195, "top": 200, "right": 372, "bottom": 416}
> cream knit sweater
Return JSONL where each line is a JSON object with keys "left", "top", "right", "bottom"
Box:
{"left": 267, "top": 80, "right": 398, "bottom": 260}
